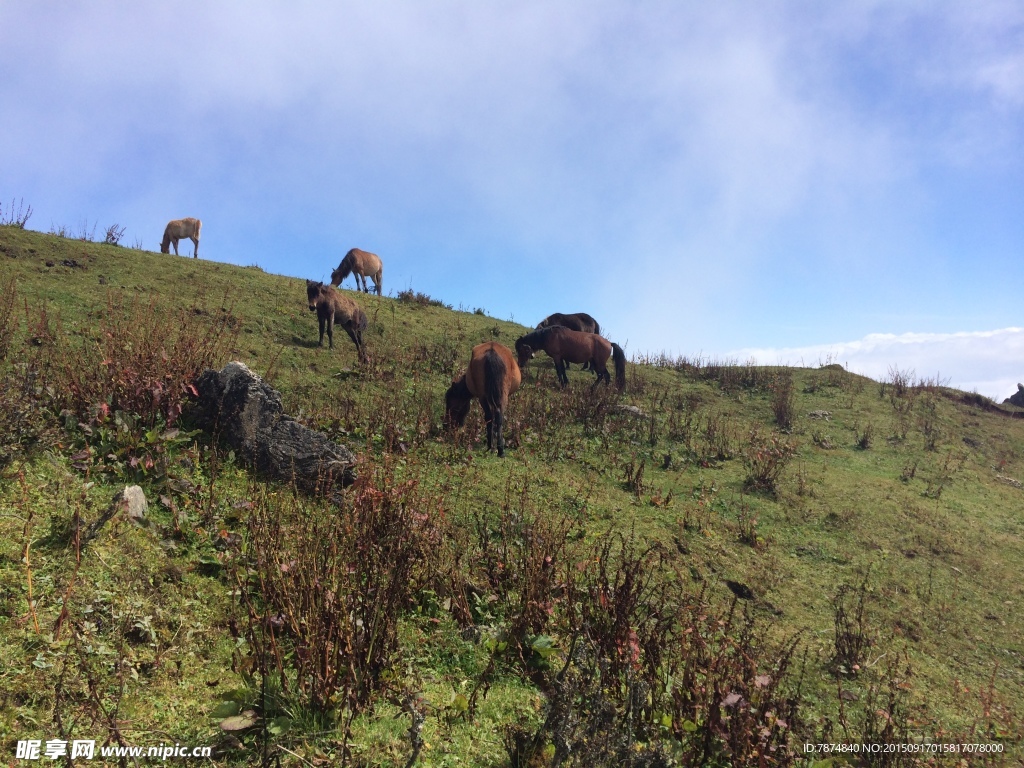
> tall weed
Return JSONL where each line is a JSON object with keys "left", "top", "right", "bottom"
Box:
{"left": 743, "top": 426, "right": 796, "bottom": 493}
{"left": 45, "top": 292, "right": 239, "bottom": 427}
{"left": 237, "top": 461, "right": 442, "bottom": 715}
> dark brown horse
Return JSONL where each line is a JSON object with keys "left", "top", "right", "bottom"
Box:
{"left": 445, "top": 342, "right": 522, "bottom": 457}
{"left": 515, "top": 326, "right": 625, "bottom": 392}
{"left": 535, "top": 311, "right": 600, "bottom": 335}
{"left": 331, "top": 248, "right": 383, "bottom": 295}
{"left": 305, "top": 280, "right": 368, "bottom": 361}
{"left": 536, "top": 312, "right": 601, "bottom": 370}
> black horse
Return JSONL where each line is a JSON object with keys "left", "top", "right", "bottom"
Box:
{"left": 535, "top": 311, "right": 600, "bottom": 335}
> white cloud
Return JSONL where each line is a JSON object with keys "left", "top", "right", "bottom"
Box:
{"left": 729, "top": 327, "right": 1024, "bottom": 401}
{"left": 1, "top": 2, "right": 1021, "bottom": 362}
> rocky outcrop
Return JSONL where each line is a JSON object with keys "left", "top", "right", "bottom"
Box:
{"left": 1005, "top": 383, "right": 1024, "bottom": 408}
{"left": 192, "top": 361, "right": 356, "bottom": 491}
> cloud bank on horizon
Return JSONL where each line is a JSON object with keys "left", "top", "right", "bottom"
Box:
{"left": 0, "top": 2, "right": 1021, "bottom": 398}
{"left": 729, "top": 327, "right": 1024, "bottom": 402}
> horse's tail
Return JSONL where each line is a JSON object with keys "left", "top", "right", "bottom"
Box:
{"left": 483, "top": 348, "right": 506, "bottom": 412}
{"left": 592, "top": 320, "right": 601, "bottom": 335}
{"left": 375, "top": 266, "right": 383, "bottom": 296}
{"left": 611, "top": 343, "right": 626, "bottom": 392}
{"left": 354, "top": 307, "right": 369, "bottom": 332}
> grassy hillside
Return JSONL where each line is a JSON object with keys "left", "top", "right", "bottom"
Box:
{"left": 1, "top": 225, "right": 1022, "bottom": 766}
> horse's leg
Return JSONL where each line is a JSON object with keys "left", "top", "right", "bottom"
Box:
{"left": 494, "top": 404, "right": 506, "bottom": 457}
{"left": 192, "top": 236, "right": 199, "bottom": 258}
{"left": 481, "top": 399, "right": 494, "bottom": 451}
{"left": 318, "top": 315, "right": 326, "bottom": 347}
{"left": 555, "top": 359, "right": 568, "bottom": 387}
{"left": 172, "top": 239, "right": 179, "bottom": 256}
{"left": 344, "top": 324, "right": 363, "bottom": 361}
{"left": 326, "top": 312, "right": 334, "bottom": 349}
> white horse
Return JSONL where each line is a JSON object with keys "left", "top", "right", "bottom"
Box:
{"left": 160, "top": 218, "right": 202, "bottom": 258}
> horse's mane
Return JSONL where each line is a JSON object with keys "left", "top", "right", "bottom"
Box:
{"left": 447, "top": 376, "right": 471, "bottom": 401}
{"left": 334, "top": 255, "right": 353, "bottom": 281}
{"left": 517, "top": 327, "right": 555, "bottom": 349}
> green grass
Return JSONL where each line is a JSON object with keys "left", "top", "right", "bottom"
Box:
{"left": 1, "top": 225, "right": 1022, "bottom": 765}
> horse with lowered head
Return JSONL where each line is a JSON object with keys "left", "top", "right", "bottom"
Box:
{"left": 305, "top": 280, "right": 368, "bottom": 362}
{"left": 535, "top": 311, "right": 601, "bottom": 335}
{"left": 332, "top": 248, "right": 383, "bottom": 295}
{"left": 515, "top": 326, "right": 625, "bottom": 392}
{"left": 536, "top": 312, "right": 601, "bottom": 369}
{"left": 445, "top": 342, "right": 522, "bottom": 457}
{"left": 160, "top": 218, "right": 201, "bottom": 258}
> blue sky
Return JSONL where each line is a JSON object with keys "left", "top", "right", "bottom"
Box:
{"left": 2, "top": 2, "right": 1021, "bottom": 398}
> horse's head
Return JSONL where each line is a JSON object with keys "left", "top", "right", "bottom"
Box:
{"left": 159, "top": 242, "right": 170, "bottom": 254}
{"left": 306, "top": 280, "right": 323, "bottom": 311}
{"left": 444, "top": 378, "right": 472, "bottom": 428}
{"left": 515, "top": 339, "right": 534, "bottom": 369}
{"left": 331, "top": 259, "right": 351, "bottom": 286}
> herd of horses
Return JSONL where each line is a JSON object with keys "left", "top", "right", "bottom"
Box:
{"left": 159, "top": 221, "right": 622, "bottom": 458}
{"left": 445, "top": 328, "right": 625, "bottom": 457}
{"left": 308, "top": 248, "right": 625, "bottom": 459}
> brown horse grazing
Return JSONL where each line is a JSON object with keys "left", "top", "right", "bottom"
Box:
{"left": 536, "top": 312, "right": 601, "bottom": 369}
{"left": 331, "top": 248, "right": 383, "bottom": 295}
{"left": 535, "top": 311, "right": 600, "bottom": 335}
{"left": 515, "top": 326, "right": 626, "bottom": 392}
{"left": 160, "top": 218, "right": 201, "bottom": 258}
{"left": 305, "top": 280, "right": 368, "bottom": 361}
{"left": 445, "top": 342, "right": 522, "bottom": 457}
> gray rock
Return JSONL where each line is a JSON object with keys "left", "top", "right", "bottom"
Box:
{"left": 80, "top": 485, "right": 149, "bottom": 546}
{"left": 192, "top": 361, "right": 356, "bottom": 490}
{"left": 612, "top": 404, "right": 648, "bottom": 418}
{"left": 121, "top": 485, "right": 149, "bottom": 524}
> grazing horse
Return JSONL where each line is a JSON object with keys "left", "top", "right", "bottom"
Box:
{"left": 535, "top": 311, "right": 601, "bottom": 335}
{"left": 160, "top": 218, "right": 201, "bottom": 258}
{"left": 331, "top": 248, "right": 383, "bottom": 295}
{"left": 536, "top": 312, "right": 602, "bottom": 370}
{"left": 515, "top": 326, "right": 625, "bottom": 392}
{"left": 305, "top": 280, "right": 368, "bottom": 361}
{"left": 445, "top": 342, "right": 521, "bottom": 457}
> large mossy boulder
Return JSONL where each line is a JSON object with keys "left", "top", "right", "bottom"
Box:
{"left": 1005, "top": 383, "right": 1024, "bottom": 408}
{"left": 192, "top": 361, "right": 356, "bottom": 490}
